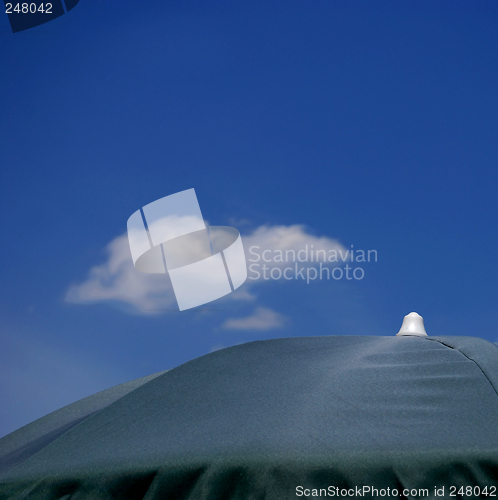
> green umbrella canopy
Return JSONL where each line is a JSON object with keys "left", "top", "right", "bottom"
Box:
{"left": 1, "top": 316, "right": 498, "bottom": 499}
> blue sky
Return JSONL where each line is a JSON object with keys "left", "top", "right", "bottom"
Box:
{"left": 1, "top": 1, "right": 497, "bottom": 437}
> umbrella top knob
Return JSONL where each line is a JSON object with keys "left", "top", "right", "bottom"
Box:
{"left": 396, "top": 312, "right": 428, "bottom": 336}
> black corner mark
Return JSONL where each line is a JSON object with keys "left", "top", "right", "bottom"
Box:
{"left": 63, "top": 0, "right": 78, "bottom": 12}
{"left": 3, "top": 0, "right": 80, "bottom": 33}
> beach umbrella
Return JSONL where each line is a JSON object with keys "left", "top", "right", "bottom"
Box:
{"left": 1, "top": 312, "right": 498, "bottom": 499}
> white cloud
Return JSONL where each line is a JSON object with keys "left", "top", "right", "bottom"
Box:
{"left": 209, "top": 344, "right": 227, "bottom": 352}
{"left": 65, "top": 224, "right": 347, "bottom": 315}
{"left": 65, "top": 234, "right": 177, "bottom": 314}
{"left": 221, "top": 307, "right": 288, "bottom": 331}
{"left": 227, "top": 288, "right": 257, "bottom": 301}
{"left": 242, "top": 224, "right": 347, "bottom": 280}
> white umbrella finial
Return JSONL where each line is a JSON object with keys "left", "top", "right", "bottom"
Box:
{"left": 396, "top": 312, "right": 427, "bottom": 336}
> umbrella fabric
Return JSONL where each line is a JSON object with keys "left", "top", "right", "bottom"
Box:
{"left": 1, "top": 335, "right": 498, "bottom": 499}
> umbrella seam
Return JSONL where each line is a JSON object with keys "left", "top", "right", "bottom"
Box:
{"left": 423, "top": 337, "right": 498, "bottom": 399}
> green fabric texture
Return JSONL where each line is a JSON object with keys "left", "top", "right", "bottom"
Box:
{"left": 1, "top": 335, "right": 497, "bottom": 499}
